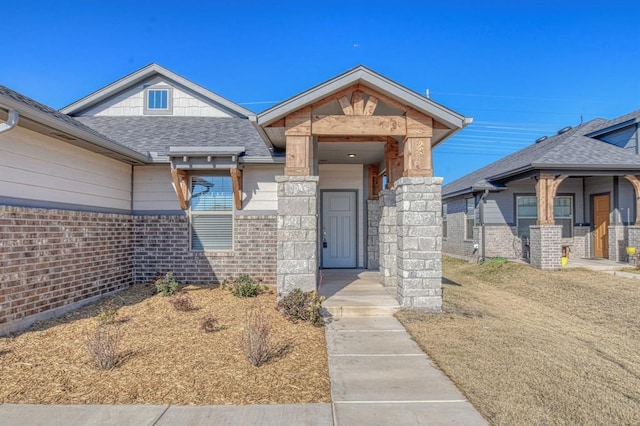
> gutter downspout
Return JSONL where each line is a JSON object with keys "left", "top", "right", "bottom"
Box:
{"left": 480, "top": 189, "right": 490, "bottom": 262}
{"left": 0, "top": 110, "right": 19, "bottom": 134}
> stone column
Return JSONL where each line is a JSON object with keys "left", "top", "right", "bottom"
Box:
{"left": 395, "top": 177, "right": 442, "bottom": 311}
{"left": 529, "top": 225, "right": 561, "bottom": 269}
{"left": 378, "top": 189, "right": 397, "bottom": 287}
{"left": 367, "top": 200, "right": 381, "bottom": 270}
{"left": 628, "top": 226, "right": 640, "bottom": 252}
{"left": 276, "top": 176, "right": 318, "bottom": 296}
{"left": 608, "top": 225, "right": 627, "bottom": 262}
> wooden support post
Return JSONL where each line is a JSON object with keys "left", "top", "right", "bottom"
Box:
{"left": 230, "top": 168, "right": 243, "bottom": 210}
{"left": 385, "top": 138, "right": 402, "bottom": 189}
{"left": 402, "top": 108, "right": 433, "bottom": 177}
{"left": 368, "top": 164, "right": 382, "bottom": 199}
{"left": 171, "top": 168, "right": 189, "bottom": 210}
{"left": 285, "top": 107, "right": 312, "bottom": 176}
{"left": 534, "top": 173, "right": 568, "bottom": 224}
{"left": 624, "top": 175, "right": 640, "bottom": 225}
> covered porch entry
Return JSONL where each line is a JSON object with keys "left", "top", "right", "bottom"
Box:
{"left": 257, "top": 66, "right": 470, "bottom": 310}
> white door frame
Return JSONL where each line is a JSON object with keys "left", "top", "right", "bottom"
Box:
{"left": 320, "top": 189, "right": 358, "bottom": 268}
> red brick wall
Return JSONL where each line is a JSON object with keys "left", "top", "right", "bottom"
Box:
{"left": 0, "top": 206, "right": 133, "bottom": 334}
{"left": 133, "top": 214, "right": 277, "bottom": 285}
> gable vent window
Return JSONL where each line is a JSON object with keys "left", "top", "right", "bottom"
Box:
{"left": 144, "top": 86, "right": 173, "bottom": 115}
{"left": 190, "top": 175, "right": 233, "bottom": 251}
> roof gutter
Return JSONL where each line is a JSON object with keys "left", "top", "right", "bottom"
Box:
{"left": 0, "top": 110, "right": 19, "bottom": 134}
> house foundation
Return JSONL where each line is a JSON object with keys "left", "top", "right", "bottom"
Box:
{"left": 395, "top": 177, "right": 443, "bottom": 311}
{"left": 378, "top": 189, "right": 397, "bottom": 287}
{"left": 276, "top": 176, "right": 319, "bottom": 296}
{"left": 529, "top": 225, "right": 562, "bottom": 269}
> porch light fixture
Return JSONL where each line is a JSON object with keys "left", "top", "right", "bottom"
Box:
{"left": 347, "top": 153, "right": 356, "bottom": 158}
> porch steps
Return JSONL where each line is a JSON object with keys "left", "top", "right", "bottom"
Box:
{"left": 319, "top": 270, "right": 400, "bottom": 318}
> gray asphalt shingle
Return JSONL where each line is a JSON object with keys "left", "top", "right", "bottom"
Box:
{"left": 443, "top": 116, "right": 640, "bottom": 198}
{"left": 75, "top": 116, "right": 272, "bottom": 158}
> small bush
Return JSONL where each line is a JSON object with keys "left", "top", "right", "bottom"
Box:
{"left": 242, "top": 306, "right": 272, "bottom": 367}
{"left": 168, "top": 293, "right": 195, "bottom": 311}
{"left": 200, "top": 315, "right": 220, "bottom": 333}
{"left": 277, "top": 289, "right": 325, "bottom": 327}
{"left": 222, "top": 275, "right": 265, "bottom": 298}
{"left": 85, "top": 324, "right": 123, "bottom": 370}
{"left": 97, "top": 300, "right": 118, "bottom": 325}
{"left": 155, "top": 272, "right": 179, "bottom": 296}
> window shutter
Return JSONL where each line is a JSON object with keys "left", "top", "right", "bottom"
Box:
{"left": 191, "top": 215, "right": 233, "bottom": 250}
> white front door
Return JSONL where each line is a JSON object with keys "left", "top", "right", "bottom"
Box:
{"left": 322, "top": 191, "right": 357, "bottom": 268}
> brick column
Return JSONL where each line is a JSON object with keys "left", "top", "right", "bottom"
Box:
{"left": 367, "top": 200, "right": 381, "bottom": 270}
{"left": 628, "top": 226, "right": 640, "bottom": 252}
{"left": 276, "top": 176, "right": 318, "bottom": 296}
{"left": 608, "top": 225, "right": 627, "bottom": 262}
{"left": 529, "top": 225, "right": 561, "bottom": 269}
{"left": 378, "top": 189, "right": 397, "bottom": 287}
{"left": 395, "top": 177, "right": 442, "bottom": 311}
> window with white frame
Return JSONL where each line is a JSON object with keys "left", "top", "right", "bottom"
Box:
{"left": 442, "top": 203, "right": 448, "bottom": 239}
{"left": 465, "top": 198, "right": 475, "bottom": 240}
{"left": 190, "top": 175, "right": 233, "bottom": 250}
{"left": 144, "top": 86, "right": 172, "bottom": 114}
{"left": 516, "top": 195, "right": 573, "bottom": 238}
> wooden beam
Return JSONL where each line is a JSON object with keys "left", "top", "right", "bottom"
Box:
{"left": 535, "top": 173, "right": 568, "bottom": 225}
{"left": 624, "top": 175, "right": 640, "bottom": 225}
{"left": 285, "top": 107, "right": 312, "bottom": 176}
{"left": 317, "top": 136, "right": 387, "bottom": 143}
{"left": 312, "top": 115, "right": 406, "bottom": 136}
{"left": 171, "top": 168, "right": 188, "bottom": 210}
{"left": 406, "top": 108, "right": 433, "bottom": 137}
{"left": 284, "top": 106, "right": 311, "bottom": 136}
{"left": 351, "top": 90, "right": 365, "bottom": 115}
{"left": 402, "top": 136, "right": 432, "bottom": 177}
{"left": 363, "top": 96, "right": 378, "bottom": 116}
{"left": 368, "top": 164, "right": 382, "bottom": 200}
{"left": 230, "top": 168, "right": 243, "bottom": 210}
{"left": 337, "top": 96, "right": 353, "bottom": 115}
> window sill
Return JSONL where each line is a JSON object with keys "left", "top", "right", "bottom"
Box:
{"left": 191, "top": 250, "right": 235, "bottom": 257}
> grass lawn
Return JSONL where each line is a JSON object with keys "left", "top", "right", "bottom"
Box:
{"left": 0, "top": 283, "right": 330, "bottom": 405}
{"left": 397, "top": 257, "right": 640, "bottom": 426}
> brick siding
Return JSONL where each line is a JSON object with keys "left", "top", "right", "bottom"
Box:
{"left": 0, "top": 206, "right": 133, "bottom": 334}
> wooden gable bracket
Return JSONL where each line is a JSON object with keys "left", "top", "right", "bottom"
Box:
{"left": 533, "top": 173, "right": 568, "bottom": 225}
{"left": 623, "top": 175, "right": 640, "bottom": 225}
{"left": 368, "top": 164, "right": 382, "bottom": 200}
{"left": 171, "top": 168, "right": 189, "bottom": 210}
{"left": 230, "top": 168, "right": 243, "bottom": 210}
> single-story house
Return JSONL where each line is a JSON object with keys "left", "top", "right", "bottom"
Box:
{"left": 442, "top": 111, "right": 640, "bottom": 269}
{"left": 0, "top": 64, "right": 470, "bottom": 334}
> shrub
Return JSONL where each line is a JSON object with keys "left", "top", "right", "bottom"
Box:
{"left": 222, "top": 274, "right": 265, "bottom": 298}
{"left": 200, "top": 315, "right": 220, "bottom": 333}
{"left": 168, "top": 293, "right": 195, "bottom": 311}
{"left": 155, "top": 272, "right": 179, "bottom": 296}
{"left": 97, "top": 300, "right": 118, "bottom": 325}
{"left": 242, "top": 306, "right": 272, "bottom": 367}
{"left": 85, "top": 324, "right": 123, "bottom": 370}
{"left": 277, "top": 289, "right": 325, "bottom": 327}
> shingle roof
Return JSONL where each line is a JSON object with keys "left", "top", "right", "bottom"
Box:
{"left": 75, "top": 116, "right": 272, "bottom": 159}
{"left": 442, "top": 116, "right": 640, "bottom": 198}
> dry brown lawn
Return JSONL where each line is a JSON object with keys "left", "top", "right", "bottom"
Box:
{"left": 0, "top": 284, "right": 330, "bottom": 405}
{"left": 397, "top": 257, "right": 640, "bottom": 426}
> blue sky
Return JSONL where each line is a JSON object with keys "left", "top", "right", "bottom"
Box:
{"left": 2, "top": 1, "right": 640, "bottom": 184}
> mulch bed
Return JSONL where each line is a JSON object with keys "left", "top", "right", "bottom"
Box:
{"left": 0, "top": 284, "right": 331, "bottom": 405}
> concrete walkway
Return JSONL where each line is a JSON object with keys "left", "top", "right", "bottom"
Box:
{"left": 320, "top": 269, "right": 487, "bottom": 426}
{"left": 1, "top": 270, "right": 487, "bottom": 425}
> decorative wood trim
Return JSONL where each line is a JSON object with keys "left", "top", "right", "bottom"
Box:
{"left": 312, "top": 115, "right": 406, "bottom": 136}
{"left": 351, "top": 90, "right": 365, "bottom": 115}
{"left": 307, "top": 86, "right": 359, "bottom": 111}
{"left": 357, "top": 85, "right": 408, "bottom": 113}
{"left": 402, "top": 136, "right": 432, "bottom": 177}
{"left": 230, "top": 168, "right": 243, "bottom": 210}
{"left": 368, "top": 164, "right": 382, "bottom": 200}
{"left": 385, "top": 138, "right": 402, "bottom": 189}
{"left": 406, "top": 108, "right": 434, "bottom": 137}
{"left": 267, "top": 118, "right": 285, "bottom": 127}
{"left": 171, "top": 168, "right": 189, "bottom": 210}
{"left": 363, "top": 96, "right": 378, "bottom": 116}
{"left": 285, "top": 135, "right": 312, "bottom": 176}
{"left": 534, "top": 173, "right": 568, "bottom": 224}
{"left": 284, "top": 106, "right": 312, "bottom": 136}
{"left": 433, "top": 120, "right": 449, "bottom": 130}
{"left": 317, "top": 136, "right": 387, "bottom": 143}
{"left": 337, "top": 96, "right": 353, "bottom": 115}
{"left": 624, "top": 175, "right": 640, "bottom": 225}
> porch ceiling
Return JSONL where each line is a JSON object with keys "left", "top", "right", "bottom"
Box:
{"left": 318, "top": 141, "right": 385, "bottom": 165}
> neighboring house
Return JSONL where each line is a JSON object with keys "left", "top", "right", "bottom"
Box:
{"left": 442, "top": 111, "right": 640, "bottom": 269}
{"left": 0, "top": 64, "right": 470, "bottom": 334}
